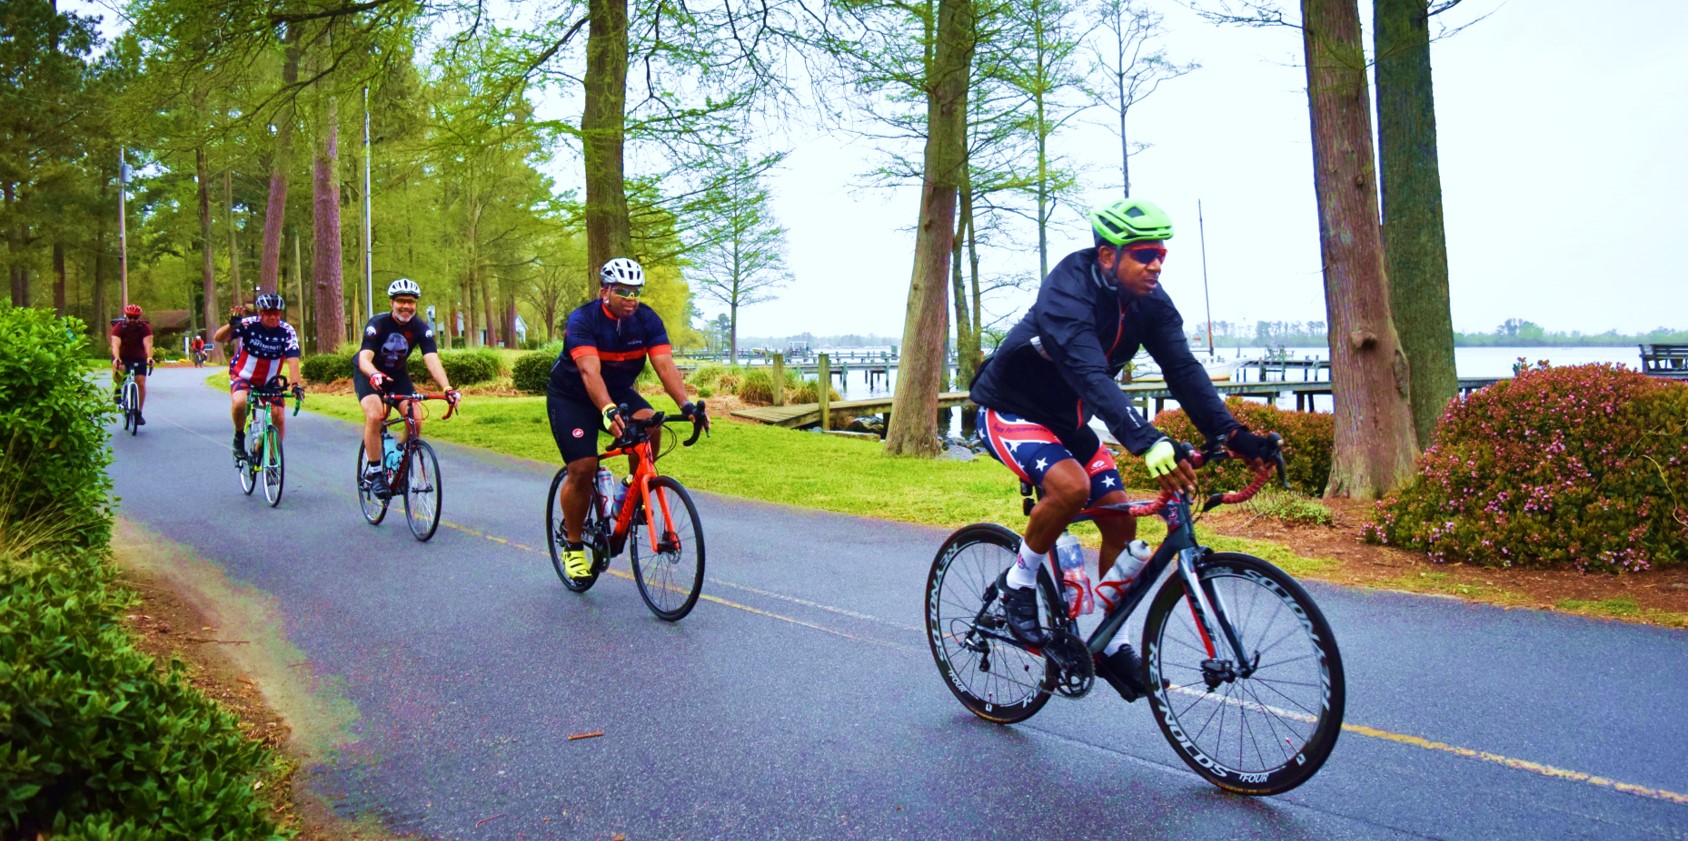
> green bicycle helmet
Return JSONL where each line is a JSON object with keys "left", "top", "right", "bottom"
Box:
{"left": 1090, "top": 198, "right": 1175, "bottom": 247}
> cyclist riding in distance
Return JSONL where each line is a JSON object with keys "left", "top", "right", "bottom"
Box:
{"left": 213, "top": 293, "right": 304, "bottom": 458}
{"left": 968, "top": 197, "right": 1279, "bottom": 697}
{"left": 109, "top": 304, "right": 154, "bottom": 425}
{"left": 356, "top": 278, "right": 459, "bottom": 499}
{"left": 547, "top": 257, "right": 708, "bottom": 579}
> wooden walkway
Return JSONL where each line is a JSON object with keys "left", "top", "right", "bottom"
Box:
{"left": 730, "top": 391, "right": 973, "bottom": 428}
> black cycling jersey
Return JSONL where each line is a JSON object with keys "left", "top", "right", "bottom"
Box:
{"left": 357, "top": 313, "right": 439, "bottom": 378}
{"left": 546, "top": 300, "right": 672, "bottom": 403}
{"left": 969, "top": 247, "right": 1239, "bottom": 455}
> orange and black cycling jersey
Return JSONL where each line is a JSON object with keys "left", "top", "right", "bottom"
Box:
{"left": 546, "top": 299, "right": 671, "bottom": 402}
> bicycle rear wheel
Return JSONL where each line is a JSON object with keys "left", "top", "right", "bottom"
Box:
{"left": 403, "top": 440, "right": 442, "bottom": 542}
{"left": 355, "top": 442, "right": 388, "bottom": 525}
{"left": 239, "top": 426, "right": 258, "bottom": 496}
{"left": 262, "top": 429, "right": 284, "bottom": 507}
{"left": 1143, "top": 552, "right": 1345, "bottom": 796}
{"left": 547, "top": 467, "right": 607, "bottom": 591}
{"left": 925, "top": 523, "right": 1052, "bottom": 724}
{"left": 629, "top": 476, "right": 704, "bottom": 621}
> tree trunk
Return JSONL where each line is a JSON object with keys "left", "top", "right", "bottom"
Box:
{"left": 582, "top": 0, "right": 632, "bottom": 284}
{"left": 5, "top": 184, "right": 25, "bottom": 306}
{"left": 259, "top": 25, "right": 302, "bottom": 295}
{"left": 1376, "top": 0, "right": 1456, "bottom": 446}
{"left": 885, "top": 0, "right": 974, "bottom": 456}
{"left": 196, "top": 144, "right": 219, "bottom": 347}
{"left": 1301, "top": 0, "right": 1419, "bottom": 498}
{"left": 93, "top": 178, "right": 108, "bottom": 330}
{"left": 225, "top": 169, "right": 242, "bottom": 315}
{"left": 313, "top": 66, "right": 344, "bottom": 354}
{"left": 53, "top": 241, "right": 66, "bottom": 314}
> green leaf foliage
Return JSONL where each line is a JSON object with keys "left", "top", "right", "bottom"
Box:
{"left": 0, "top": 306, "right": 115, "bottom": 551}
{"left": 1366, "top": 365, "right": 1688, "bottom": 572}
{"left": 405, "top": 349, "right": 503, "bottom": 388}
{"left": 513, "top": 344, "right": 563, "bottom": 394}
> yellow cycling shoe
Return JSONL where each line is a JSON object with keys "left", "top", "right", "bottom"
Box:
{"left": 562, "top": 546, "right": 593, "bottom": 579}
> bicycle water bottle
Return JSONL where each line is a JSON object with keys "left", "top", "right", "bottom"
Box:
{"left": 593, "top": 467, "right": 617, "bottom": 519}
{"left": 1096, "top": 539, "right": 1153, "bottom": 613}
{"left": 382, "top": 433, "right": 401, "bottom": 471}
{"left": 612, "top": 477, "right": 629, "bottom": 517}
{"left": 1055, "top": 532, "right": 1093, "bottom": 618}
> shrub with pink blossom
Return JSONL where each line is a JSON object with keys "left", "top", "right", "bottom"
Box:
{"left": 1365, "top": 364, "right": 1688, "bottom": 572}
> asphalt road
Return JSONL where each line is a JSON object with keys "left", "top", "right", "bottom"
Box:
{"left": 107, "top": 368, "right": 1688, "bottom": 840}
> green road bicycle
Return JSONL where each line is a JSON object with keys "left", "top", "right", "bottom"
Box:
{"left": 235, "top": 376, "right": 302, "bottom": 507}
{"left": 925, "top": 437, "right": 1345, "bottom": 796}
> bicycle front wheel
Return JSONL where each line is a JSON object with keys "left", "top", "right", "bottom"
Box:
{"left": 262, "top": 429, "right": 284, "bottom": 507}
{"left": 355, "top": 442, "right": 388, "bottom": 525}
{"left": 125, "top": 382, "right": 140, "bottom": 436}
{"left": 402, "top": 440, "right": 442, "bottom": 542}
{"left": 925, "top": 523, "right": 1052, "bottom": 724}
{"left": 1143, "top": 552, "right": 1345, "bottom": 796}
{"left": 239, "top": 428, "right": 258, "bottom": 496}
{"left": 629, "top": 476, "right": 704, "bottom": 621}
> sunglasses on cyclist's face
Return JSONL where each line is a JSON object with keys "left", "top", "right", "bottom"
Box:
{"left": 1123, "top": 246, "right": 1167, "bottom": 265}
{"left": 608, "top": 285, "right": 643, "bottom": 300}
{"left": 124, "top": 315, "right": 139, "bottom": 320}
{"left": 391, "top": 296, "right": 418, "bottom": 307}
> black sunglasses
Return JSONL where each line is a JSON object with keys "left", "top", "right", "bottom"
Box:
{"left": 1123, "top": 246, "right": 1167, "bottom": 265}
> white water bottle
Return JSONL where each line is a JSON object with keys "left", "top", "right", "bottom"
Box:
{"left": 1097, "top": 539, "right": 1153, "bottom": 613}
{"left": 1054, "top": 532, "right": 1093, "bottom": 618}
{"left": 593, "top": 467, "right": 617, "bottom": 518}
{"left": 613, "top": 477, "right": 629, "bottom": 516}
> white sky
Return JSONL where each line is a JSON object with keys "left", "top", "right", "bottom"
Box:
{"left": 67, "top": 0, "right": 1687, "bottom": 339}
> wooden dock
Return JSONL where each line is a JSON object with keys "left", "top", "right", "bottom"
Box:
{"left": 1121, "top": 377, "right": 1504, "bottom": 414}
{"left": 731, "top": 391, "right": 974, "bottom": 428}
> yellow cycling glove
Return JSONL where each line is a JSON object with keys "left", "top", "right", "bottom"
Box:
{"left": 1144, "top": 438, "right": 1178, "bottom": 478}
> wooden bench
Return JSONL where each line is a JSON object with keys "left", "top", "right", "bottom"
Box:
{"left": 1639, "top": 344, "right": 1688, "bottom": 379}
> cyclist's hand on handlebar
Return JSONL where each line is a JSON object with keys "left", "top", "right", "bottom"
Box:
{"left": 601, "top": 403, "right": 625, "bottom": 437}
{"left": 1145, "top": 438, "right": 1198, "bottom": 495}
{"left": 1224, "top": 428, "right": 1278, "bottom": 472}
{"left": 680, "top": 400, "right": 709, "bottom": 432}
{"left": 444, "top": 389, "right": 461, "bottom": 406}
{"left": 291, "top": 384, "right": 306, "bottom": 401}
{"left": 368, "top": 371, "right": 389, "bottom": 391}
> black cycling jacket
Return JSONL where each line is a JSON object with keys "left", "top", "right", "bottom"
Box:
{"left": 969, "top": 247, "right": 1240, "bottom": 455}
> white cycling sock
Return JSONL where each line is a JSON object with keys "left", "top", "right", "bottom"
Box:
{"left": 1103, "top": 623, "right": 1132, "bottom": 656}
{"left": 1007, "top": 539, "right": 1042, "bottom": 589}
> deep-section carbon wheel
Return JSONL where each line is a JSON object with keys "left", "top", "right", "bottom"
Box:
{"left": 629, "top": 476, "right": 704, "bottom": 621}
{"left": 925, "top": 523, "right": 1052, "bottom": 724}
{"left": 402, "top": 440, "right": 442, "bottom": 541}
{"left": 548, "top": 467, "right": 606, "bottom": 592}
{"left": 1143, "top": 552, "right": 1345, "bottom": 796}
{"left": 356, "top": 442, "right": 388, "bottom": 525}
{"left": 262, "top": 429, "right": 284, "bottom": 507}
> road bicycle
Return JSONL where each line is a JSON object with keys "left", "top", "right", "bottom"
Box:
{"left": 356, "top": 391, "right": 457, "bottom": 541}
{"left": 546, "top": 404, "right": 708, "bottom": 621}
{"left": 924, "top": 437, "right": 1345, "bottom": 795}
{"left": 114, "top": 361, "right": 151, "bottom": 436}
{"left": 191, "top": 347, "right": 209, "bottom": 367}
{"left": 235, "top": 375, "right": 302, "bottom": 507}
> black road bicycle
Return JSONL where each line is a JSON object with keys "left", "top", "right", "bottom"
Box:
{"left": 925, "top": 437, "right": 1345, "bottom": 795}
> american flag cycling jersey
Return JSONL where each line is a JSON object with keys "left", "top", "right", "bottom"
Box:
{"left": 228, "top": 316, "right": 301, "bottom": 388}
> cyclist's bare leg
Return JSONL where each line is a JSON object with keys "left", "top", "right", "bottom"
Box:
{"left": 1091, "top": 489, "right": 1136, "bottom": 578}
{"left": 271, "top": 401, "right": 286, "bottom": 439}
{"left": 359, "top": 393, "right": 387, "bottom": 464}
{"left": 230, "top": 390, "right": 248, "bottom": 433}
{"left": 1025, "top": 459, "right": 1089, "bottom": 555}
{"left": 136, "top": 373, "right": 147, "bottom": 411}
{"left": 560, "top": 455, "right": 600, "bottom": 543}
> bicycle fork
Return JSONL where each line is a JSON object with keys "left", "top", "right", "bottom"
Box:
{"left": 1174, "top": 549, "right": 1258, "bottom": 687}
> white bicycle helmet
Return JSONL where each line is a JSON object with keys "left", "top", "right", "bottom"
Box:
{"left": 387, "top": 277, "right": 423, "bottom": 298}
{"left": 599, "top": 258, "right": 645, "bottom": 287}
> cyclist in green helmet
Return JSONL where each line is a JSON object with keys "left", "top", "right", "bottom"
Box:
{"left": 969, "top": 197, "right": 1281, "bottom": 700}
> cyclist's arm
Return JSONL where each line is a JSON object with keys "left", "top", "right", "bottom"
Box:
{"left": 356, "top": 348, "right": 380, "bottom": 379}
{"left": 286, "top": 355, "right": 302, "bottom": 385}
{"left": 143, "top": 334, "right": 154, "bottom": 363}
{"left": 420, "top": 352, "right": 452, "bottom": 392}
{"left": 574, "top": 354, "right": 615, "bottom": 413}
{"left": 212, "top": 323, "right": 233, "bottom": 343}
{"left": 1141, "top": 298, "right": 1240, "bottom": 442}
{"left": 648, "top": 350, "right": 689, "bottom": 409}
{"left": 108, "top": 334, "right": 121, "bottom": 367}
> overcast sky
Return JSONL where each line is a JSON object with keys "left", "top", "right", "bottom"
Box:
{"left": 70, "top": 0, "right": 1685, "bottom": 340}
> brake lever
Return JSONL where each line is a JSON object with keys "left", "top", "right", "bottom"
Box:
{"left": 1268, "top": 432, "right": 1289, "bottom": 489}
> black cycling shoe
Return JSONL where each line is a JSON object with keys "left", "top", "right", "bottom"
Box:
{"left": 134, "top": 413, "right": 146, "bottom": 426}
{"left": 997, "top": 571, "right": 1049, "bottom": 647}
{"left": 1097, "top": 645, "right": 1148, "bottom": 702}
{"left": 232, "top": 434, "right": 246, "bottom": 460}
{"left": 370, "top": 470, "right": 392, "bottom": 500}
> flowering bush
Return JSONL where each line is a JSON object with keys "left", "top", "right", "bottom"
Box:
{"left": 1117, "top": 399, "right": 1334, "bottom": 496}
{"left": 1365, "top": 364, "right": 1688, "bottom": 572}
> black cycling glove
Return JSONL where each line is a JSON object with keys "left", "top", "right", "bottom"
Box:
{"left": 1224, "top": 428, "right": 1278, "bottom": 462}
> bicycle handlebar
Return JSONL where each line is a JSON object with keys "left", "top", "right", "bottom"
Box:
{"left": 247, "top": 375, "right": 305, "bottom": 416}
{"left": 1110, "top": 433, "right": 1288, "bottom": 518}
{"left": 380, "top": 391, "right": 458, "bottom": 420}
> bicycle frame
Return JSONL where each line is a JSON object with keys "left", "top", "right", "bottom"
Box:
{"left": 242, "top": 381, "right": 300, "bottom": 466}
{"left": 596, "top": 415, "right": 697, "bottom": 557}
{"left": 377, "top": 392, "right": 455, "bottom": 488}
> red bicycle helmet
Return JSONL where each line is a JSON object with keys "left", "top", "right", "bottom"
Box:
{"left": 123, "top": 304, "right": 143, "bottom": 317}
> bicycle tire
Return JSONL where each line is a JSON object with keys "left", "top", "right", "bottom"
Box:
{"left": 547, "top": 467, "right": 607, "bottom": 591}
{"left": 263, "top": 429, "right": 284, "bottom": 507}
{"left": 240, "top": 425, "right": 259, "bottom": 496}
{"left": 356, "top": 442, "right": 388, "bottom": 525}
{"left": 925, "top": 523, "right": 1053, "bottom": 724}
{"left": 1142, "top": 552, "right": 1345, "bottom": 796}
{"left": 403, "top": 440, "right": 442, "bottom": 542}
{"left": 629, "top": 476, "right": 704, "bottom": 621}
{"left": 125, "top": 381, "right": 139, "bottom": 436}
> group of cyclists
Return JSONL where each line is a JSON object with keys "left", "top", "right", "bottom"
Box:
{"left": 108, "top": 196, "right": 1280, "bottom": 663}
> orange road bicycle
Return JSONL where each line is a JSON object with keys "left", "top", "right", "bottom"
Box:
{"left": 356, "top": 391, "right": 458, "bottom": 542}
{"left": 546, "top": 404, "right": 709, "bottom": 621}
{"left": 925, "top": 437, "right": 1345, "bottom": 795}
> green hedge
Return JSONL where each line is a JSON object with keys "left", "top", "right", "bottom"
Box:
{"left": 1367, "top": 364, "right": 1688, "bottom": 572}
{"left": 302, "top": 347, "right": 504, "bottom": 387}
{"left": 1118, "top": 398, "right": 1334, "bottom": 496}
{"left": 514, "top": 343, "right": 563, "bottom": 394}
{"left": 0, "top": 551, "right": 289, "bottom": 839}
{"left": 0, "top": 306, "right": 114, "bottom": 551}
